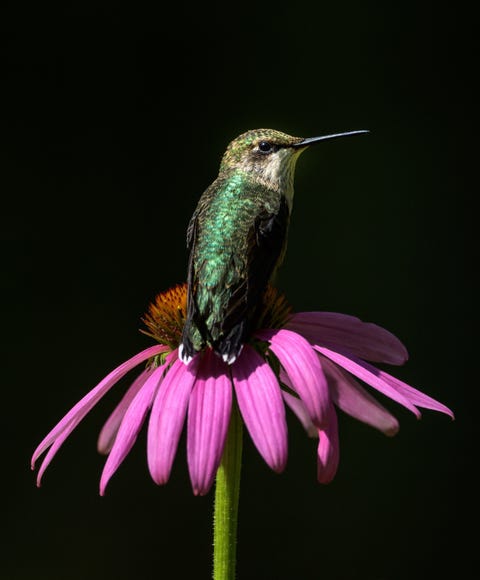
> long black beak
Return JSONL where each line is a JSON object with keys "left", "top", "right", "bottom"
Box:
{"left": 292, "top": 129, "right": 369, "bottom": 148}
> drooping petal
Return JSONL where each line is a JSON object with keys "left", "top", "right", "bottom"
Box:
{"left": 320, "top": 355, "right": 399, "bottom": 436}
{"left": 99, "top": 362, "right": 168, "bottom": 495}
{"left": 282, "top": 390, "right": 317, "bottom": 437}
{"left": 232, "top": 345, "right": 287, "bottom": 473}
{"left": 286, "top": 312, "right": 408, "bottom": 365}
{"left": 317, "top": 404, "right": 340, "bottom": 484}
{"left": 36, "top": 415, "right": 84, "bottom": 486}
{"left": 97, "top": 368, "right": 154, "bottom": 455}
{"left": 314, "top": 345, "right": 422, "bottom": 418}
{"left": 31, "top": 344, "right": 168, "bottom": 470}
{"left": 187, "top": 350, "right": 232, "bottom": 496}
{"left": 372, "top": 371, "right": 454, "bottom": 419}
{"left": 147, "top": 354, "right": 200, "bottom": 485}
{"left": 257, "top": 329, "right": 329, "bottom": 428}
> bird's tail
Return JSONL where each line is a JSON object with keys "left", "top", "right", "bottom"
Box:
{"left": 179, "top": 318, "right": 246, "bottom": 366}
{"left": 213, "top": 319, "right": 246, "bottom": 365}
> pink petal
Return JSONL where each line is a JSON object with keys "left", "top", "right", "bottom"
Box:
{"left": 31, "top": 344, "right": 168, "bottom": 471}
{"left": 372, "top": 371, "right": 454, "bottom": 419}
{"left": 232, "top": 345, "right": 287, "bottom": 473}
{"left": 36, "top": 415, "right": 84, "bottom": 487}
{"left": 314, "top": 345, "right": 422, "bottom": 418}
{"left": 282, "top": 390, "right": 317, "bottom": 437}
{"left": 320, "top": 355, "right": 399, "bottom": 436}
{"left": 147, "top": 354, "right": 200, "bottom": 485}
{"left": 99, "top": 362, "right": 168, "bottom": 495}
{"left": 317, "top": 404, "right": 340, "bottom": 484}
{"left": 97, "top": 368, "right": 154, "bottom": 455}
{"left": 187, "top": 350, "right": 232, "bottom": 496}
{"left": 286, "top": 312, "right": 408, "bottom": 365}
{"left": 257, "top": 329, "right": 330, "bottom": 428}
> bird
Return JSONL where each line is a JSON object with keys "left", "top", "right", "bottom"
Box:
{"left": 179, "top": 128, "right": 368, "bottom": 365}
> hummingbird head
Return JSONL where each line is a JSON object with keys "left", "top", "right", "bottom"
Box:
{"left": 219, "top": 129, "right": 304, "bottom": 193}
{"left": 219, "top": 128, "right": 369, "bottom": 197}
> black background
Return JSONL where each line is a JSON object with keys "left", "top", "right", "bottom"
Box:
{"left": 3, "top": 1, "right": 473, "bottom": 579}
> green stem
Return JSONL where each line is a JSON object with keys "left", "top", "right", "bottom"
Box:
{"left": 213, "top": 402, "right": 243, "bottom": 580}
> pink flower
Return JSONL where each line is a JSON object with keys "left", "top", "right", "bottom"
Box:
{"left": 31, "top": 285, "right": 453, "bottom": 495}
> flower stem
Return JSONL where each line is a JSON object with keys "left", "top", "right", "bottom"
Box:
{"left": 213, "top": 401, "right": 243, "bottom": 580}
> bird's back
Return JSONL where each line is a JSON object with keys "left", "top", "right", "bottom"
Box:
{"left": 182, "top": 171, "right": 288, "bottom": 362}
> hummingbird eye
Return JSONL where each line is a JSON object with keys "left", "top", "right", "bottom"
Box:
{"left": 257, "top": 141, "right": 274, "bottom": 154}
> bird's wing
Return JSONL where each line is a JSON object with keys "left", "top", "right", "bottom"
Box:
{"left": 185, "top": 206, "right": 200, "bottom": 327}
{"left": 219, "top": 194, "right": 290, "bottom": 336}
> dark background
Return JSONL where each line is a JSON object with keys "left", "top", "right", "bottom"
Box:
{"left": 2, "top": 1, "right": 473, "bottom": 579}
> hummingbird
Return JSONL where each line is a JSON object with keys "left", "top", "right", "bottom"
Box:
{"left": 179, "top": 128, "right": 369, "bottom": 365}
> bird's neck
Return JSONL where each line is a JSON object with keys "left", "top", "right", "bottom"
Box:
{"left": 223, "top": 161, "right": 298, "bottom": 210}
